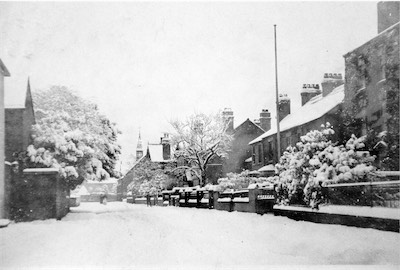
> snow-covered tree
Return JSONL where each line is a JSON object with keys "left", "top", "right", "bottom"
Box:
{"left": 27, "top": 86, "right": 121, "bottom": 189}
{"left": 127, "top": 159, "right": 177, "bottom": 196}
{"left": 170, "top": 112, "right": 233, "bottom": 186}
{"left": 275, "top": 123, "right": 376, "bottom": 207}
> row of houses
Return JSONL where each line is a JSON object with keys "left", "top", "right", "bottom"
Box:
{"left": 119, "top": 2, "right": 399, "bottom": 196}
{"left": 250, "top": 1, "right": 399, "bottom": 172}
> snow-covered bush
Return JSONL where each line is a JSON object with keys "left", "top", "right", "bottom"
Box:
{"left": 216, "top": 170, "right": 274, "bottom": 192}
{"left": 275, "top": 123, "right": 376, "bottom": 208}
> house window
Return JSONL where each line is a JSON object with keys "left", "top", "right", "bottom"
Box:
{"left": 358, "top": 57, "right": 367, "bottom": 90}
{"left": 268, "top": 141, "right": 273, "bottom": 161}
{"left": 377, "top": 47, "right": 386, "bottom": 81}
{"left": 258, "top": 144, "right": 262, "bottom": 164}
{"left": 252, "top": 145, "right": 256, "bottom": 164}
{"left": 361, "top": 120, "right": 367, "bottom": 136}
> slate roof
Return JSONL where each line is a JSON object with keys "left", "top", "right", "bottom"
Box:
{"left": 147, "top": 143, "right": 173, "bottom": 162}
{"left": 147, "top": 144, "right": 165, "bottom": 162}
{"left": 234, "top": 118, "right": 265, "bottom": 133}
{"left": 249, "top": 84, "right": 344, "bottom": 145}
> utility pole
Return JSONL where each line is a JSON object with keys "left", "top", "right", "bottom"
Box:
{"left": 274, "top": 25, "right": 281, "bottom": 160}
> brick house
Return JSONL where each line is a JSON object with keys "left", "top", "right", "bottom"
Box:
{"left": 3, "top": 79, "right": 69, "bottom": 220}
{"left": 249, "top": 75, "right": 344, "bottom": 171}
{"left": 117, "top": 133, "right": 176, "bottom": 198}
{"left": 5, "top": 79, "right": 35, "bottom": 162}
{"left": 342, "top": 2, "right": 399, "bottom": 170}
{"left": 222, "top": 109, "right": 269, "bottom": 174}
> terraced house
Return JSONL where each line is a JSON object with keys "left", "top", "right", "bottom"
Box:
{"left": 342, "top": 1, "right": 399, "bottom": 170}
{"left": 249, "top": 74, "right": 345, "bottom": 171}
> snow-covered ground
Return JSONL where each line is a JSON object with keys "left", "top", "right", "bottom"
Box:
{"left": 1, "top": 202, "right": 399, "bottom": 269}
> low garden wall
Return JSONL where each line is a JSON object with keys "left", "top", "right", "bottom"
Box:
{"left": 134, "top": 196, "right": 163, "bottom": 206}
{"left": 9, "top": 168, "right": 70, "bottom": 221}
{"left": 80, "top": 194, "right": 118, "bottom": 203}
{"left": 211, "top": 189, "right": 275, "bottom": 214}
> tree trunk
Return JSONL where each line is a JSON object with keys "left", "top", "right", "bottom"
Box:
{"left": 200, "top": 170, "right": 207, "bottom": 187}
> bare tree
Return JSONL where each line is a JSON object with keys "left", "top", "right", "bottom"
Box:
{"left": 170, "top": 112, "right": 232, "bottom": 186}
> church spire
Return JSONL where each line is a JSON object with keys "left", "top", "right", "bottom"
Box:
{"left": 136, "top": 130, "right": 143, "bottom": 160}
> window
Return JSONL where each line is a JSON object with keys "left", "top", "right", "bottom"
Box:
{"left": 377, "top": 47, "right": 386, "bottom": 81}
{"left": 258, "top": 144, "right": 262, "bottom": 164}
{"left": 358, "top": 57, "right": 367, "bottom": 90}
{"left": 268, "top": 141, "right": 273, "bottom": 161}
{"left": 361, "top": 120, "right": 367, "bottom": 136}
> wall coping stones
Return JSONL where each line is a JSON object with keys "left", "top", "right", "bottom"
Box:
{"left": 23, "top": 168, "right": 59, "bottom": 175}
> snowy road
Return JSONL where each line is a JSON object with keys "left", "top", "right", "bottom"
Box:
{"left": 1, "top": 202, "right": 399, "bottom": 268}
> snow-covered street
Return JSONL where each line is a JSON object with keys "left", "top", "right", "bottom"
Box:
{"left": 1, "top": 202, "right": 399, "bottom": 268}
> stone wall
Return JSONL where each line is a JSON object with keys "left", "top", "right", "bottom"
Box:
{"left": 8, "top": 168, "right": 69, "bottom": 221}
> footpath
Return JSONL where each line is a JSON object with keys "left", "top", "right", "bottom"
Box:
{"left": 274, "top": 204, "right": 400, "bottom": 232}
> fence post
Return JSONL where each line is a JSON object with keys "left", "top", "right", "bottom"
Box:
{"left": 369, "top": 181, "right": 373, "bottom": 207}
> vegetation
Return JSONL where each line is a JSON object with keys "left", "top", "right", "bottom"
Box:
{"left": 170, "top": 112, "right": 232, "bottom": 186}
{"left": 274, "top": 123, "right": 376, "bottom": 208}
{"left": 27, "top": 86, "right": 121, "bottom": 189}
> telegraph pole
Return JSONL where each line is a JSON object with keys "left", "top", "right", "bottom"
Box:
{"left": 274, "top": 25, "right": 281, "bottom": 159}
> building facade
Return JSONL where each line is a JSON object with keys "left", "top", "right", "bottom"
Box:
{"left": 223, "top": 115, "right": 267, "bottom": 174}
{"left": 5, "top": 80, "right": 36, "bottom": 162}
{"left": 250, "top": 74, "right": 344, "bottom": 171}
{"left": 118, "top": 133, "right": 176, "bottom": 197}
{"left": 343, "top": 2, "right": 399, "bottom": 170}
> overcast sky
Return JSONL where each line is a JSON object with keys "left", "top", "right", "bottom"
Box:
{"left": 1, "top": 1, "right": 378, "bottom": 172}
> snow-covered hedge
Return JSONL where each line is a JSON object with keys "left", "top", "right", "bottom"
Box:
{"left": 216, "top": 171, "right": 275, "bottom": 192}
{"left": 275, "top": 123, "right": 376, "bottom": 208}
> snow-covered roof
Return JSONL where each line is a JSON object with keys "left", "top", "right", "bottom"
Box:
{"left": 258, "top": 164, "right": 275, "bottom": 172}
{"left": 249, "top": 84, "right": 344, "bottom": 145}
{"left": 147, "top": 144, "right": 165, "bottom": 162}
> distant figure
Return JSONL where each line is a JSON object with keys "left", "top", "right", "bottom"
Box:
{"left": 146, "top": 193, "right": 151, "bottom": 207}
{"left": 100, "top": 184, "right": 109, "bottom": 205}
{"left": 154, "top": 194, "right": 158, "bottom": 206}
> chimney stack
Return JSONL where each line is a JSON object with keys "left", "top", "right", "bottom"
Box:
{"left": 278, "top": 94, "right": 291, "bottom": 122}
{"left": 321, "top": 73, "right": 344, "bottom": 97}
{"left": 259, "top": 109, "right": 271, "bottom": 132}
{"left": 222, "top": 108, "right": 234, "bottom": 133}
{"left": 161, "top": 133, "right": 171, "bottom": 160}
{"left": 378, "top": 2, "right": 400, "bottom": 34}
{"left": 301, "top": 84, "right": 321, "bottom": 106}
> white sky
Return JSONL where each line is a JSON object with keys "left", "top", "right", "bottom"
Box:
{"left": 0, "top": 1, "right": 378, "bottom": 172}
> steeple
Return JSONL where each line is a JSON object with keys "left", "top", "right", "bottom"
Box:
{"left": 136, "top": 130, "right": 143, "bottom": 160}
